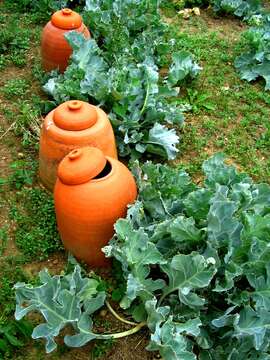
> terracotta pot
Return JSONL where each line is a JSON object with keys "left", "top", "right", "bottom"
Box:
{"left": 41, "top": 8, "right": 90, "bottom": 72}
{"left": 54, "top": 147, "right": 137, "bottom": 267}
{"left": 39, "top": 100, "right": 118, "bottom": 191}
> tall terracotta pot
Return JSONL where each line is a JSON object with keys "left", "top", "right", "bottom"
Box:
{"left": 41, "top": 8, "right": 90, "bottom": 72}
{"left": 54, "top": 147, "right": 137, "bottom": 267}
{"left": 39, "top": 100, "right": 117, "bottom": 191}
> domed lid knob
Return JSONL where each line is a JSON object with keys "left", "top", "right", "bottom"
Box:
{"left": 53, "top": 100, "right": 98, "bottom": 131}
{"left": 57, "top": 147, "right": 107, "bottom": 185}
{"left": 51, "top": 8, "right": 82, "bottom": 30}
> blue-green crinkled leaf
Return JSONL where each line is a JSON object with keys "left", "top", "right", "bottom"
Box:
{"left": 167, "top": 51, "right": 202, "bottom": 87}
{"left": 147, "top": 316, "right": 200, "bottom": 360}
{"left": 66, "top": 33, "right": 102, "bottom": 71}
{"left": 14, "top": 266, "right": 106, "bottom": 353}
{"left": 247, "top": 264, "right": 270, "bottom": 311}
{"left": 183, "top": 189, "right": 213, "bottom": 222}
{"left": 234, "top": 307, "right": 270, "bottom": 350}
{"left": 147, "top": 123, "right": 179, "bottom": 160}
{"left": 207, "top": 185, "right": 242, "bottom": 249}
{"left": 161, "top": 254, "right": 216, "bottom": 307}
{"left": 203, "top": 153, "right": 251, "bottom": 188}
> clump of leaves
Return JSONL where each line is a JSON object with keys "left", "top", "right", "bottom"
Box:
{"left": 1, "top": 258, "right": 28, "bottom": 317}
{"left": 14, "top": 154, "right": 270, "bottom": 359}
{"left": 212, "top": 0, "right": 262, "bottom": 19}
{"left": 0, "top": 319, "right": 33, "bottom": 358}
{"left": 14, "top": 265, "right": 143, "bottom": 352}
{"left": 235, "top": 16, "right": 270, "bottom": 90}
{"left": 44, "top": 0, "right": 201, "bottom": 160}
{"left": 7, "top": 160, "right": 37, "bottom": 190}
{"left": 104, "top": 153, "right": 270, "bottom": 359}
{"left": 11, "top": 188, "right": 63, "bottom": 260}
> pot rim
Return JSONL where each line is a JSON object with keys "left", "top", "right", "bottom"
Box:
{"left": 90, "top": 158, "right": 115, "bottom": 183}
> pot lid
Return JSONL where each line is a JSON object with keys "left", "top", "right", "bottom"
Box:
{"left": 53, "top": 100, "right": 98, "bottom": 131}
{"left": 57, "top": 147, "right": 107, "bottom": 185}
{"left": 51, "top": 8, "right": 82, "bottom": 30}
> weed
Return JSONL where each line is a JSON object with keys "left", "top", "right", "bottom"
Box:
{"left": 0, "top": 257, "right": 28, "bottom": 316}
{"left": 11, "top": 188, "right": 63, "bottom": 261}
{"left": 185, "top": 88, "right": 216, "bottom": 113}
{"left": 0, "top": 226, "right": 8, "bottom": 256}
{"left": 8, "top": 160, "right": 37, "bottom": 190}
{"left": 0, "top": 318, "right": 33, "bottom": 359}
{"left": 2, "top": 79, "right": 29, "bottom": 99}
{"left": 90, "top": 339, "right": 114, "bottom": 359}
{"left": 0, "top": 15, "right": 32, "bottom": 69}
{"left": 13, "top": 101, "right": 41, "bottom": 148}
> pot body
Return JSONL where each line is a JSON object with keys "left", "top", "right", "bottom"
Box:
{"left": 41, "top": 22, "right": 90, "bottom": 72}
{"left": 54, "top": 157, "right": 137, "bottom": 267}
{"left": 39, "top": 107, "right": 117, "bottom": 191}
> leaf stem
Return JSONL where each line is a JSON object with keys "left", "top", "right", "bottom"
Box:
{"left": 140, "top": 80, "right": 150, "bottom": 115}
{"left": 158, "top": 290, "right": 172, "bottom": 307}
{"left": 105, "top": 300, "right": 138, "bottom": 326}
{"left": 109, "top": 322, "right": 147, "bottom": 339}
{"left": 94, "top": 322, "right": 147, "bottom": 340}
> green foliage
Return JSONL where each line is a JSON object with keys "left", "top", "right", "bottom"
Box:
{"left": 0, "top": 258, "right": 28, "bottom": 316}
{"left": 7, "top": 160, "right": 37, "bottom": 190}
{"left": 3, "top": 0, "right": 68, "bottom": 22}
{"left": 91, "top": 339, "right": 114, "bottom": 359}
{"left": 15, "top": 266, "right": 106, "bottom": 352}
{"left": 185, "top": 89, "right": 216, "bottom": 113}
{"left": 14, "top": 155, "right": 270, "bottom": 359}
{"left": 235, "top": 17, "right": 270, "bottom": 90}
{"left": 0, "top": 226, "right": 8, "bottom": 256}
{"left": 2, "top": 79, "right": 30, "bottom": 99}
{"left": 44, "top": 0, "right": 201, "bottom": 160}
{"left": 103, "top": 153, "right": 270, "bottom": 359}
{"left": 0, "top": 18, "right": 31, "bottom": 69}
{"left": 0, "top": 319, "right": 33, "bottom": 359}
{"left": 11, "top": 188, "right": 63, "bottom": 260}
{"left": 213, "top": 0, "right": 262, "bottom": 19}
{"left": 210, "top": 0, "right": 270, "bottom": 90}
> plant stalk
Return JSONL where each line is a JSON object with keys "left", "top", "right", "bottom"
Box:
{"left": 105, "top": 300, "right": 138, "bottom": 326}
{"left": 94, "top": 322, "right": 147, "bottom": 340}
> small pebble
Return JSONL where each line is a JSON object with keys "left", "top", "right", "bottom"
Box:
{"left": 100, "top": 309, "right": 107, "bottom": 317}
{"left": 52, "top": 259, "right": 58, "bottom": 265}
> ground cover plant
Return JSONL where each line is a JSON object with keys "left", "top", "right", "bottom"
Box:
{"left": 44, "top": 0, "right": 202, "bottom": 160}
{"left": 15, "top": 154, "right": 270, "bottom": 359}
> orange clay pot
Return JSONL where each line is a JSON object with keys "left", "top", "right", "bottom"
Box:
{"left": 39, "top": 100, "right": 118, "bottom": 192}
{"left": 54, "top": 147, "right": 137, "bottom": 267}
{"left": 41, "top": 8, "right": 90, "bottom": 72}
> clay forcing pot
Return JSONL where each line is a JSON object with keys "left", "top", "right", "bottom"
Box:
{"left": 54, "top": 147, "right": 137, "bottom": 267}
{"left": 41, "top": 8, "right": 90, "bottom": 72}
{"left": 39, "top": 100, "right": 117, "bottom": 191}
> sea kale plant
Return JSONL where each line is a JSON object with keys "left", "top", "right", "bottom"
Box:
{"left": 212, "top": 0, "right": 262, "bottom": 19}
{"left": 44, "top": 0, "right": 201, "bottom": 160}
{"left": 211, "top": 0, "right": 270, "bottom": 90}
{"left": 14, "top": 154, "right": 270, "bottom": 359}
{"left": 235, "top": 14, "right": 270, "bottom": 90}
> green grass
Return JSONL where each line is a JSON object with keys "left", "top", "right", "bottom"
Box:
{"left": 10, "top": 187, "right": 63, "bottom": 261}
{"left": 164, "top": 12, "right": 270, "bottom": 181}
{"left": 0, "top": 10, "right": 39, "bottom": 70}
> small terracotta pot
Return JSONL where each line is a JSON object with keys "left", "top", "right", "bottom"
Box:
{"left": 41, "top": 8, "right": 90, "bottom": 72}
{"left": 39, "top": 100, "right": 118, "bottom": 191}
{"left": 54, "top": 147, "right": 137, "bottom": 267}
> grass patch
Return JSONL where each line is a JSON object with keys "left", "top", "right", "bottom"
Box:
{"left": 10, "top": 188, "right": 63, "bottom": 261}
{"left": 165, "top": 13, "right": 270, "bottom": 181}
